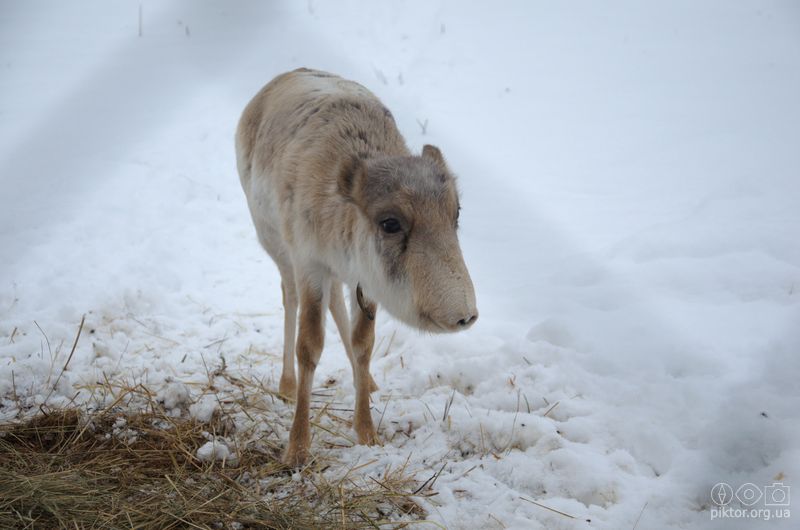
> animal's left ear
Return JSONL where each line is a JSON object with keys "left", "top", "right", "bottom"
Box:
{"left": 337, "top": 155, "right": 366, "bottom": 201}
{"left": 422, "top": 144, "right": 447, "bottom": 170}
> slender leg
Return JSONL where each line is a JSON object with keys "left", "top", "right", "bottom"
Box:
{"left": 278, "top": 270, "right": 298, "bottom": 399}
{"left": 283, "top": 270, "right": 330, "bottom": 467}
{"left": 330, "top": 282, "right": 378, "bottom": 393}
{"left": 350, "top": 288, "right": 379, "bottom": 445}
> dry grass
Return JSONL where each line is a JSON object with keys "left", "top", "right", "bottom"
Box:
{"left": 0, "top": 383, "right": 426, "bottom": 529}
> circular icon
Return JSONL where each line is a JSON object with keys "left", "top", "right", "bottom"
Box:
{"left": 736, "top": 483, "right": 763, "bottom": 506}
{"left": 711, "top": 483, "right": 734, "bottom": 506}
{"left": 770, "top": 487, "right": 786, "bottom": 504}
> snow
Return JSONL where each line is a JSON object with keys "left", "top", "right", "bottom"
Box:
{"left": 159, "top": 381, "right": 191, "bottom": 410}
{"left": 1, "top": 1, "right": 799, "bottom": 528}
{"left": 189, "top": 393, "right": 219, "bottom": 423}
{"left": 197, "top": 439, "right": 236, "bottom": 465}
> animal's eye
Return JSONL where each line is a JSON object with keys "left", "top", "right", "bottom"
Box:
{"left": 380, "top": 218, "right": 402, "bottom": 234}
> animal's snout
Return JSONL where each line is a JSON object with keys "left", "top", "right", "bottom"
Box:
{"left": 456, "top": 313, "right": 478, "bottom": 329}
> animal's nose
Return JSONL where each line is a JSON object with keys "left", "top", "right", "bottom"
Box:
{"left": 456, "top": 314, "right": 478, "bottom": 328}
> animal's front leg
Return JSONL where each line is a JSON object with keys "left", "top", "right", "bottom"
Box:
{"left": 351, "top": 288, "right": 379, "bottom": 445}
{"left": 330, "top": 282, "right": 379, "bottom": 393}
{"left": 283, "top": 270, "right": 329, "bottom": 467}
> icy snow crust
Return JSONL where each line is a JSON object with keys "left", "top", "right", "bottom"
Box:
{"left": 1, "top": 2, "right": 799, "bottom": 529}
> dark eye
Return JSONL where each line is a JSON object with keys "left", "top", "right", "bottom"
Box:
{"left": 380, "top": 218, "right": 402, "bottom": 234}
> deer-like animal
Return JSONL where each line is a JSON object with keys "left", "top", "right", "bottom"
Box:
{"left": 236, "top": 68, "right": 477, "bottom": 466}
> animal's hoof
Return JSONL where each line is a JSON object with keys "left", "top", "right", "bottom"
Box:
{"left": 279, "top": 376, "right": 297, "bottom": 401}
{"left": 358, "top": 430, "right": 380, "bottom": 446}
{"left": 282, "top": 444, "right": 309, "bottom": 468}
{"left": 356, "top": 425, "right": 380, "bottom": 446}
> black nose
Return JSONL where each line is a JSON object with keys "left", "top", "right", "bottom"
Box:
{"left": 457, "top": 314, "right": 478, "bottom": 327}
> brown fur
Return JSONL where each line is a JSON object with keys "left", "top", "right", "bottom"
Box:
{"left": 236, "top": 68, "right": 477, "bottom": 466}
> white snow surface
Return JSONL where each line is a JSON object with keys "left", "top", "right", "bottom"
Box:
{"left": 197, "top": 439, "right": 237, "bottom": 465}
{"left": 2, "top": 2, "right": 799, "bottom": 529}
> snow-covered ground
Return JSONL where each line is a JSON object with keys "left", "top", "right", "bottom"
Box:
{"left": 2, "top": 1, "right": 799, "bottom": 528}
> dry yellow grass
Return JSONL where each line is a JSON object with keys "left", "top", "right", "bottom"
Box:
{"left": 0, "top": 388, "right": 426, "bottom": 529}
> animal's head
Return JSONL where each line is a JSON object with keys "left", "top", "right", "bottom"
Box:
{"left": 340, "top": 145, "right": 478, "bottom": 332}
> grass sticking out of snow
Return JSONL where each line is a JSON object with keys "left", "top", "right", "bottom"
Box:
{"left": 0, "top": 383, "right": 427, "bottom": 529}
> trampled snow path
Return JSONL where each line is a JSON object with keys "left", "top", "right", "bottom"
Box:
{"left": 2, "top": 2, "right": 799, "bottom": 529}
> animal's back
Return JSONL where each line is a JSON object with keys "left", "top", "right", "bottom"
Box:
{"left": 235, "top": 68, "right": 409, "bottom": 250}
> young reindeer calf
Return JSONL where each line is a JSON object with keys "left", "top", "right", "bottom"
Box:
{"left": 236, "top": 68, "right": 477, "bottom": 466}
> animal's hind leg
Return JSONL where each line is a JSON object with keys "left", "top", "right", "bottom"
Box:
{"left": 329, "top": 282, "right": 378, "bottom": 393}
{"left": 277, "top": 265, "right": 298, "bottom": 399}
{"left": 252, "top": 225, "right": 297, "bottom": 400}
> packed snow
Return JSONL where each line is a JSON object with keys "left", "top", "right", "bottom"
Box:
{"left": 197, "top": 439, "right": 237, "bottom": 466}
{"left": 1, "top": 1, "right": 799, "bottom": 528}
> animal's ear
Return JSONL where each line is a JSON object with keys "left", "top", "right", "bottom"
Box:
{"left": 422, "top": 144, "right": 447, "bottom": 170}
{"left": 337, "top": 155, "right": 365, "bottom": 200}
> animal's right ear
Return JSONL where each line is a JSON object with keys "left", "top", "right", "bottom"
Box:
{"left": 337, "top": 155, "right": 365, "bottom": 201}
{"left": 422, "top": 144, "right": 447, "bottom": 170}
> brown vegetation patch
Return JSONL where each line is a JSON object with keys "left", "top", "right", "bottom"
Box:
{"left": 0, "top": 405, "right": 424, "bottom": 529}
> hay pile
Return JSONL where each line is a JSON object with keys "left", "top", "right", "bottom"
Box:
{"left": 0, "top": 395, "right": 427, "bottom": 529}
